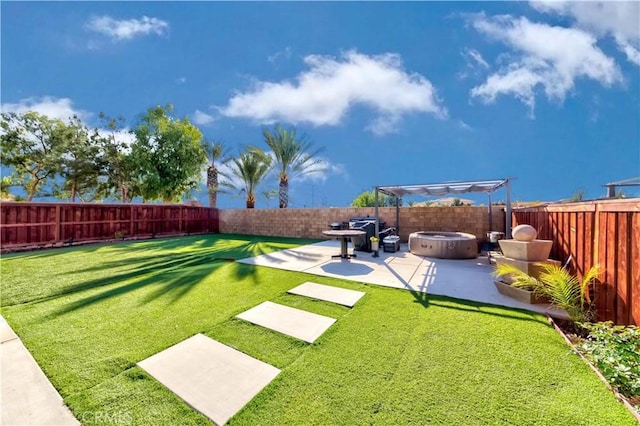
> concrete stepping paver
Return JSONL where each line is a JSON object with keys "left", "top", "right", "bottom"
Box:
{"left": 288, "top": 282, "right": 365, "bottom": 307}
{"left": 236, "top": 301, "right": 336, "bottom": 343}
{"left": 138, "top": 334, "right": 280, "bottom": 426}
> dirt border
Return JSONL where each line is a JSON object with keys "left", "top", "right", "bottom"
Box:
{"left": 547, "top": 316, "right": 640, "bottom": 423}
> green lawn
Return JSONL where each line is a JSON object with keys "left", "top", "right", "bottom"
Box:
{"left": 1, "top": 234, "right": 635, "bottom": 425}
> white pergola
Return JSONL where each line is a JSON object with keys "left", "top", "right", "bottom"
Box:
{"left": 374, "top": 178, "right": 514, "bottom": 238}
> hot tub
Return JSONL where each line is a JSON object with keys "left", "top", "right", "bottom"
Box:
{"left": 408, "top": 231, "right": 478, "bottom": 259}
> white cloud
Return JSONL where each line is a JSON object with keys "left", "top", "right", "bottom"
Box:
{"left": 176, "top": 77, "right": 187, "bottom": 84}
{"left": 457, "top": 120, "right": 473, "bottom": 131}
{"left": 530, "top": 1, "right": 640, "bottom": 66}
{"left": 219, "top": 50, "right": 446, "bottom": 135}
{"left": 530, "top": 1, "right": 639, "bottom": 40}
{"left": 268, "top": 46, "right": 292, "bottom": 64}
{"left": 85, "top": 15, "right": 169, "bottom": 41}
{"left": 458, "top": 48, "right": 491, "bottom": 81}
{"left": 192, "top": 110, "right": 216, "bottom": 126}
{"left": 615, "top": 35, "right": 640, "bottom": 66}
{"left": 469, "top": 15, "right": 621, "bottom": 113}
{"left": 1, "top": 96, "right": 91, "bottom": 121}
{"left": 471, "top": 62, "right": 543, "bottom": 115}
{"left": 463, "top": 48, "right": 490, "bottom": 69}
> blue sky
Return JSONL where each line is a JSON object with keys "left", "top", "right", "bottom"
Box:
{"left": 2, "top": 1, "right": 639, "bottom": 208}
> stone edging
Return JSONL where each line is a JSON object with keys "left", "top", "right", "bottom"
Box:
{"left": 547, "top": 316, "right": 640, "bottom": 423}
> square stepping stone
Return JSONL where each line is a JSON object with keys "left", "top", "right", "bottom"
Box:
{"left": 138, "top": 334, "right": 280, "bottom": 426}
{"left": 287, "top": 282, "right": 365, "bottom": 307}
{"left": 236, "top": 301, "right": 336, "bottom": 343}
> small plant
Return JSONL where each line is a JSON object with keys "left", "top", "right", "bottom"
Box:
{"left": 493, "top": 263, "right": 600, "bottom": 323}
{"left": 493, "top": 263, "right": 538, "bottom": 291}
{"left": 577, "top": 321, "right": 640, "bottom": 400}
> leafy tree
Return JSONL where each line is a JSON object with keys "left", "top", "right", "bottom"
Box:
{"left": 351, "top": 190, "right": 399, "bottom": 207}
{"left": 0, "top": 111, "right": 66, "bottom": 201}
{"left": 96, "top": 113, "right": 138, "bottom": 203}
{"left": 0, "top": 176, "right": 15, "bottom": 200}
{"left": 262, "top": 124, "right": 326, "bottom": 208}
{"left": 224, "top": 148, "right": 272, "bottom": 208}
{"left": 203, "top": 139, "right": 229, "bottom": 208}
{"left": 130, "top": 105, "right": 206, "bottom": 203}
{"left": 54, "top": 116, "right": 102, "bottom": 202}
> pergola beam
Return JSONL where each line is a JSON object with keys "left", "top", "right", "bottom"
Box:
{"left": 374, "top": 178, "right": 514, "bottom": 239}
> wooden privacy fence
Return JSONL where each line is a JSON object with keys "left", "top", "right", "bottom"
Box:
{"left": 513, "top": 199, "right": 640, "bottom": 325}
{"left": 0, "top": 202, "right": 219, "bottom": 249}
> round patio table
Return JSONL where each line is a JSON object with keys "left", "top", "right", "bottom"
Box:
{"left": 322, "top": 229, "right": 366, "bottom": 259}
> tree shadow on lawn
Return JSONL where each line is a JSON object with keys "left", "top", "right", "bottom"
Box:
{"left": 26, "top": 243, "right": 287, "bottom": 315}
{"left": 37, "top": 240, "right": 288, "bottom": 299}
{"left": 47, "top": 258, "right": 235, "bottom": 318}
{"left": 43, "top": 239, "right": 296, "bottom": 317}
{"left": 37, "top": 251, "right": 229, "bottom": 302}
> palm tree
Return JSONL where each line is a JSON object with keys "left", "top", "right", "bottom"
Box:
{"left": 202, "top": 139, "right": 228, "bottom": 208}
{"left": 262, "top": 124, "right": 326, "bottom": 208}
{"left": 225, "top": 148, "right": 271, "bottom": 208}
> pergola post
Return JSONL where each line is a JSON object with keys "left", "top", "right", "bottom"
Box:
{"left": 374, "top": 187, "right": 380, "bottom": 238}
{"left": 395, "top": 197, "right": 400, "bottom": 236}
{"left": 488, "top": 192, "right": 493, "bottom": 232}
{"left": 505, "top": 179, "right": 512, "bottom": 239}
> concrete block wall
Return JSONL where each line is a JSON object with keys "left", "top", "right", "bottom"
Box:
{"left": 219, "top": 206, "right": 505, "bottom": 242}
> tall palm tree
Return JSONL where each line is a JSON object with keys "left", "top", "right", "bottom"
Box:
{"left": 225, "top": 148, "right": 271, "bottom": 208}
{"left": 262, "top": 124, "right": 326, "bottom": 208}
{"left": 202, "top": 139, "right": 228, "bottom": 208}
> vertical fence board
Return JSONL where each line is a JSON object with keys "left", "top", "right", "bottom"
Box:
{"left": 631, "top": 213, "right": 640, "bottom": 325}
{"left": 569, "top": 212, "right": 577, "bottom": 274}
{"left": 576, "top": 212, "right": 585, "bottom": 277}
{"left": 616, "top": 213, "right": 629, "bottom": 325}
{"left": 597, "top": 211, "right": 610, "bottom": 322}
{"left": 606, "top": 213, "right": 618, "bottom": 322}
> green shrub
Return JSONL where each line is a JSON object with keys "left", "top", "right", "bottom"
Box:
{"left": 577, "top": 321, "right": 640, "bottom": 399}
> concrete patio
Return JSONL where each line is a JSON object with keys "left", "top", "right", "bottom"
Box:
{"left": 237, "top": 240, "right": 568, "bottom": 318}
